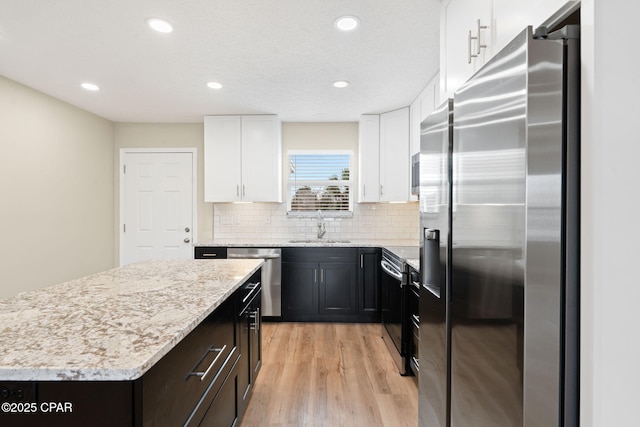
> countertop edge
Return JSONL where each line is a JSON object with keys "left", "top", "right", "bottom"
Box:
{"left": 0, "top": 260, "right": 264, "bottom": 382}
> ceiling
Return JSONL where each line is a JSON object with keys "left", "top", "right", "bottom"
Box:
{"left": 0, "top": 0, "right": 440, "bottom": 123}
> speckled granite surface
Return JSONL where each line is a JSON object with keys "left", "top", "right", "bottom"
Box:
{"left": 195, "top": 238, "right": 419, "bottom": 248}
{"left": 406, "top": 258, "right": 420, "bottom": 271}
{"left": 0, "top": 259, "right": 262, "bottom": 382}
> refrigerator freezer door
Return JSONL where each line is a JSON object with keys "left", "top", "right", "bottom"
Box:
{"left": 451, "top": 26, "right": 565, "bottom": 427}
{"left": 418, "top": 99, "right": 453, "bottom": 427}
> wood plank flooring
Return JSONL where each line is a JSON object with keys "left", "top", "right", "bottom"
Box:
{"left": 240, "top": 322, "right": 418, "bottom": 427}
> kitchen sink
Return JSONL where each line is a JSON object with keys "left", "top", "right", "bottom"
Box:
{"left": 288, "top": 239, "right": 351, "bottom": 244}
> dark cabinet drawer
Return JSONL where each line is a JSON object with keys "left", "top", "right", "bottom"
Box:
{"left": 282, "top": 247, "right": 356, "bottom": 262}
{"left": 194, "top": 247, "right": 227, "bottom": 259}
{"left": 185, "top": 352, "right": 240, "bottom": 427}
{"left": 196, "top": 356, "right": 240, "bottom": 427}
{"left": 141, "top": 299, "right": 236, "bottom": 426}
{"left": 238, "top": 287, "right": 262, "bottom": 416}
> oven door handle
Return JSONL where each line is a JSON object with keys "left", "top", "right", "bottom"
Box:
{"left": 381, "top": 260, "right": 403, "bottom": 281}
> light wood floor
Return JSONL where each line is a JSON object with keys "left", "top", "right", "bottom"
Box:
{"left": 240, "top": 322, "right": 418, "bottom": 427}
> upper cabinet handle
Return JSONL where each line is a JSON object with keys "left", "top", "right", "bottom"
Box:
{"left": 468, "top": 30, "right": 478, "bottom": 64}
{"left": 476, "top": 19, "right": 488, "bottom": 55}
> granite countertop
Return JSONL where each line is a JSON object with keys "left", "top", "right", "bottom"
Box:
{"left": 195, "top": 238, "right": 419, "bottom": 248}
{"left": 0, "top": 259, "right": 262, "bottom": 382}
{"left": 406, "top": 258, "right": 420, "bottom": 271}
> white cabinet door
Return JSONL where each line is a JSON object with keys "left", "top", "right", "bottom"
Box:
{"left": 358, "top": 115, "right": 380, "bottom": 202}
{"left": 410, "top": 73, "right": 440, "bottom": 157}
{"left": 204, "top": 115, "right": 282, "bottom": 203}
{"left": 379, "top": 107, "right": 410, "bottom": 202}
{"left": 241, "top": 115, "right": 282, "bottom": 202}
{"left": 440, "top": 0, "right": 492, "bottom": 99}
{"left": 493, "top": 0, "right": 567, "bottom": 54}
{"left": 420, "top": 73, "right": 440, "bottom": 122}
{"left": 204, "top": 116, "right": 242, "bottom": 202}
{"left": 410, "top": 99, "right": 421, "bottom": 157}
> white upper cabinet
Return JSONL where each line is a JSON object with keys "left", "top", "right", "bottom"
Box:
{"left": 204, "top": 115, "right": 282, "bottom": 203}
{"left": 358, "top": 114, "right": 381, "bottom": 203}
{"left": 410, "top": 72, "right": 440, "bottom": 156}
{"left": 492, "top": 0, "right": 568, "bottom": 53}
{"left": 440, "top": 0, "right": 492, "bottom": 100}
{"left": 379, "top": 107, "right": 410, "bottom": 202}
{"left": 440, "top": 0, "right": 568, "bottom": 100}
{"left": 358, "top": 108, "right": 411, "bottom": 203}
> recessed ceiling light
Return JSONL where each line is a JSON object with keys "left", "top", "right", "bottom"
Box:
{"left": 81, "top": 82, "right": 100, "bottom": 91}
{"left": 334, "top": 16, "right": 360, "bottom": 32}
{"left": 146, "top": 18, "right": 173, "bottom": 33}
{"left": 332, "top": 80, "right": 350, "bottom": 88}
{"left": 207, "top": 81, "right": 223, "bottom": 89}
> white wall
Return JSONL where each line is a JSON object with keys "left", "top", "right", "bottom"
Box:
{"left": 581, "top": 1, "right": 640, "bottom": 425}
{"left": 0, "top": 76, "right": 115, "bottom": 300}
{"left": 211, "top": 122, "right": 419, "bottom": 243}
{"left": 113, "top": 123, "right": 213, "bottom": 261}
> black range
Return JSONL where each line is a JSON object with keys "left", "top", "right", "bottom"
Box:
{"left": 380, "top": 246, "right": 419, "bottom": 376}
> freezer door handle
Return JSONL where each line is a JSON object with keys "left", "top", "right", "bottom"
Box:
{"left": 423, "top": 283, "right": 441, "bottom": 298}
{"left": 422, "top": 228, "right": 441, "bottom": 299}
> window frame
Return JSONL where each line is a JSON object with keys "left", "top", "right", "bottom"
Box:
{"left": 286, "top": 149, "right": 354, "bottom": 217}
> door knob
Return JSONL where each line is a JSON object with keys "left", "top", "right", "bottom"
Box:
{"left": 185, "top": 227, "right": 190, "bottom": 232}
{"left": 184, "top": 238, "right": 191, "bottom": 243}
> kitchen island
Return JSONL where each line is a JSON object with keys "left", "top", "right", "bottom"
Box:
{"left": 0, "top": 259, "right": 263, "bottom": 426}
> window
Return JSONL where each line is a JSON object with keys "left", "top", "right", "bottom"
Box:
{"left": 287, "top": 150, "right": 352, "bottom": 214}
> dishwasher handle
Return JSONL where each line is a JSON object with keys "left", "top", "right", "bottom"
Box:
{"left": 227, "top": 253, "right": 281, "bottom": 260}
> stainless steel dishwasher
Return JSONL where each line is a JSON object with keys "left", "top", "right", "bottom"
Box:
{"left": 227, "top": 248, "right": 281, "bottom": 318}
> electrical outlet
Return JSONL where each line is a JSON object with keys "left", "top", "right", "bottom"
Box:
{"left": 0, "top": 383, "right": 37, "bottom": 402}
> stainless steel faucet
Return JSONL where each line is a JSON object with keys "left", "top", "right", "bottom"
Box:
{"left": 317, "top": 210, "right": 326, "bottom": 239}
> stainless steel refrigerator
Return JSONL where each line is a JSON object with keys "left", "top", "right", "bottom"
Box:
{"left": 419, "top": 24, "right": 579, "bottom": 427}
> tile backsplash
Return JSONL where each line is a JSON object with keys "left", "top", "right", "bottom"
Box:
{"left": 213, "top": 202, "right": 419, "bottom": 241}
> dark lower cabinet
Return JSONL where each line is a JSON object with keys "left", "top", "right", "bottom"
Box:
{"left": 282, "top": 248, "right": 359, "bottom": 322}
{"left": 238, "top": 286, "right": 262, "bottom": 415}
{"left": 358, "top": 248, "right": 382, "bottom": 322}
{"left": 197, "top": 357, "right": 240, "bottom": 427}
{"left": 318, "top": 262, "right": 357, "bottom": 315}
{"left": 282, "top": 261, "right": 317, "bottom": 316}
{"left": 0, "top": 271, "right": 262, "bottom": 427}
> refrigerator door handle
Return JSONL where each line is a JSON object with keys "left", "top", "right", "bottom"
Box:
{"left": 422, "top": 228, "right": 441, "bottom": 299}
{"left": 423, "top": 283, "right": 441, "bottom": 298}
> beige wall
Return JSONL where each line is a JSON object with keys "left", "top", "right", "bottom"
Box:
{"left": 113, "top": 123, "right": 213, "bottom": 259}
{"left": 0, "top": 76, "right": 115, "bottom": 300}
{"left": 281, "top": 121, "right": 359, "bottom": 202}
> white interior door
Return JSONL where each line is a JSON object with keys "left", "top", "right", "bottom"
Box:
{"left": 120, "top": 150, "right": 195, "bottom": 266}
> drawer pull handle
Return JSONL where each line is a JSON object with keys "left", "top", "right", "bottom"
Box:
{"left": 189, "top": 345, "right": 227, "bottom": 382}
{"left": 242, "top": 282, "right": 261, "bottom": 303}
{"left": 249, "top": 307, "right": 260, "bottom": 334}
{"left": 412, "top": 314, "right": 420, "bottom": 329}
{"left": 202, "top": 253, "right": 217, "bottom": 257}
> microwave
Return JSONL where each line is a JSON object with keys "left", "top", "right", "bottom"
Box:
{"left": 411, "top": 152, "right": 420, "bottom": 196}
